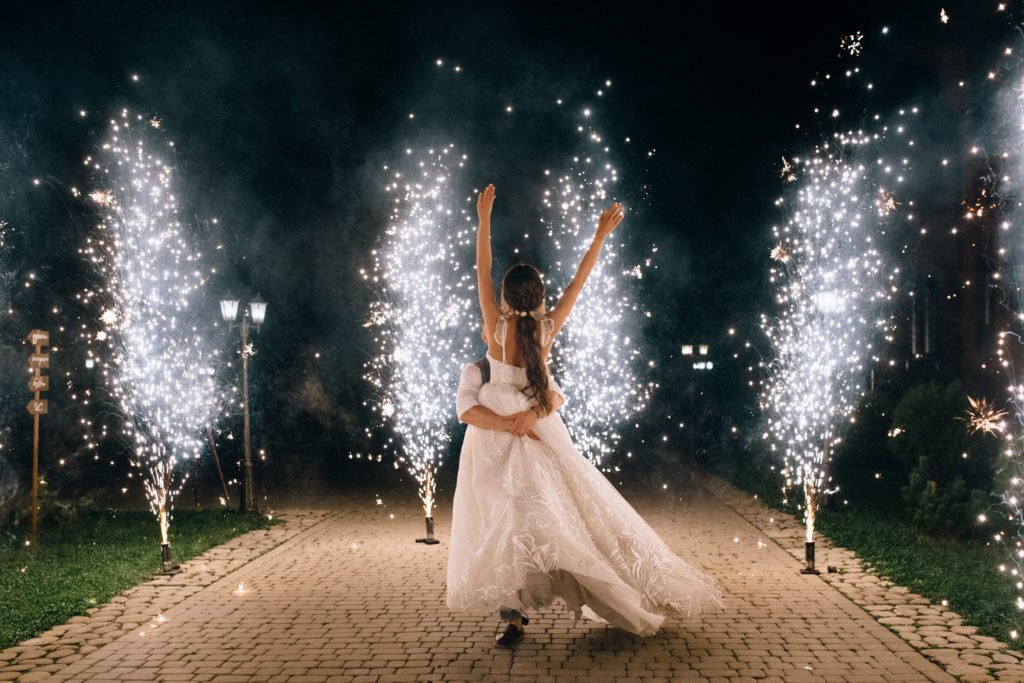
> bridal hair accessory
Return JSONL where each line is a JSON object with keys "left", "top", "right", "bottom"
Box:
{"left": 509, "top": 308, "right": 545, "bottom": 320}
{"left": 501, "top": 302, "right": 546, "bottom": 320}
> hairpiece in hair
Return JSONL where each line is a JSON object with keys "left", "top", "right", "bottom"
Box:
{"left": 507, "top": 306, "right": 545, "bottom": 320}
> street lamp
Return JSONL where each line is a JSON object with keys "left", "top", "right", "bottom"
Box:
{"left": 220, "top": 293, "right": 267, "bottom": 515}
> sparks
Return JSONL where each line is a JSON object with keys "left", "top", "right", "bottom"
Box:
{"left": 541, "top": 117, "right": 652, "bottom": 468}
{"left": 89, "top": 189, "right": 114, "bottom": 206}
{"left": 762, "top": 135, "right": 896, "bottom": 544}
{"left": 0, "top": 218, "right": 10, "bottom": 464}
{"left": 991, "top": 60, "right": 1024, "bottom": 620}
{"left": 770, "top": 243, "right": 792, "bottom": 263}
{"left": 780, "top": 156, "right": 798, "bottom": 184}
{"left": 365, "top": 145, "right": 477, "bottom": 519}
{"left": 963, "top": 188, "right": 996, "bottom": 220}
{"left": 79, "top": 111, "right": 225, "bottom": 550}
{"left": 964, "top": 396, "right": 1008, "bottom": 435}
{"left": 840, "top": 31, "right": 864, "bottom": 57}
{"left": 876, "top": 189, "right": 898, "bottom": 216}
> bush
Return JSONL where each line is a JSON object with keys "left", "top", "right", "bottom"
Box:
{"left": 902, "top": 467, "right": 990, "bottom": 537}
{"left": 888, "top": 382, "right": 996, "bottom": 537}
{"left": 830, "top": 391, "right": 904, "bottom": 511}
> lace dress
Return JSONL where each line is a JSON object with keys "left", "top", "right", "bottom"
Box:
{"left": 446, "top": 319, "right": 722, "bottom": 635}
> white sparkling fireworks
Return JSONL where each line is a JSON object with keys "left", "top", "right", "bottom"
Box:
{"left": 364, "top": 106, "right": 651, "bottom": 503}
{"left": 761, "top": 133, "right": 895, "bottom": 542}
{"left": 840, "top": 31, "right": 864, "bottom": 58}
{"left": 991, "top": 53, "right": 1024, "bottom": 622}
{"left": 964, "top": 396, "right": 1008, "bottom": 436}
{"left": 0, "top": 219, "right": 10, "bottom": 470}
{"left": 364, "top": 145, "right": 477, "bottom": 517}
{"left": 540, "top": 143, "right": 654, "bottom": 468}
{"left": 0, "top": 219, "right": 11, "bottom": 312}
{"left": 79, "top": 111, "right": 223, "bottom": 544}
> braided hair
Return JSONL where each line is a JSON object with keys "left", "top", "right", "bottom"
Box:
{"left": 501, "top": 263, "right": 552, "bottom": 414}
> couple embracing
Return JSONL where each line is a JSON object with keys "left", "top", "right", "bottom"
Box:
{"left": 445, "top": 185, "right": 721, "bottom": 647}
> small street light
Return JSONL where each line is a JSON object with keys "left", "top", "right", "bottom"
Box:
{"left": 220, "top": 293, "right": 267, "bottom": 515}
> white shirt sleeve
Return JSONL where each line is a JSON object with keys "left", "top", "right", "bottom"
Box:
{"left": 455, "top": 363, "right": 484, "bottom": 420}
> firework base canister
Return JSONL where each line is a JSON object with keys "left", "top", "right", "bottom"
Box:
{"left": 800, "top": 540, "right": 820, "bottom": 575}
{"left": 159, "top": 542, "right": 182, "bottom": 575}
{"left": 416, "top": 516, "right": 440, "bottom": 545}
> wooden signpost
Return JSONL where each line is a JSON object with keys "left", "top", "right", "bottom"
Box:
{"left": 27, "top": 329, "right": 49, "bottom": 548}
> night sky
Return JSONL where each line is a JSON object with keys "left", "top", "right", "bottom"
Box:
{"left": 0, "top": 0, "right": 1014, "bottom": 501}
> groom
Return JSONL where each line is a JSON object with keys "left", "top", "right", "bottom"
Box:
{"left": 452, "top": 328, "right": 566, "bottom": 640}
{"left": 456, "top": 330, "right": 565, "bottom": 437}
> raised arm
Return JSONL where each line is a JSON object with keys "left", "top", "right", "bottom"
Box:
{"left": 476, "top": 184, "right": 500, "bottom": 333}
{"left": 547, "top": 202, "right": 625, "bottom": 338}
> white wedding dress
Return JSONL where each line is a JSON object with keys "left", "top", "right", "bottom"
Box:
{"left": 446, "top": 322, "right": 722, "bottom": 636}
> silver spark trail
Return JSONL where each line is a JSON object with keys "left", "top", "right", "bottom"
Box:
{"left": 761, "top": 133, "right": 894, "bottom": 544}
{"left": 365, "top": 145, "right": 477, "bottom": 520}
{"left": 80, "top": 111, "right": 224, "bottom": 548}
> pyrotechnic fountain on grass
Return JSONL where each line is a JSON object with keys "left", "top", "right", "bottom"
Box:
{"left": 990, "top": 52, "right": 1024, "bottom": 620}
{"left": 79, "top": 111, "right": 223, "bottom": 571}
{"left": 364, "top": 145, "right": 477, "bottom": 543}
{"left": 761, "top": 132, "right": 896, "bottom": 573}
{"left": 0, "top": 219, "right": 9, "bottom": 309}
{"left": 0, "top": 220, "right": 10, "bottom": 498}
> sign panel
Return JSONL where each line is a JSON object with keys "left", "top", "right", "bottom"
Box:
{"left": 26, "top": 399, "right": 48, "bottom": 416}
{"left": 28, "top": 353, "right": 49, "bottom": 369}
{"left": 27, "top": 376, "right": 49, "bottom": 392}
{"left": 27, "top": 330, "right": 49, "bottom": 346}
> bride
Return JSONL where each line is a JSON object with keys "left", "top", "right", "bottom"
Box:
{"left": 446, "top": 184, "right": 722, "bottom": 647}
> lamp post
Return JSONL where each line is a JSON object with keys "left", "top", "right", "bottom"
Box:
{"left": 220, "top": 293, "right": 267, "bottom": 515}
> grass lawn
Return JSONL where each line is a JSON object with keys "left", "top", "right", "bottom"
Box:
{"left": 709, "top": 459, "right": 1022, "bottom": 642}
{"left": 0, "top": 509, "right": 270, "bottom": 650}
{"left": 816, "top": 505, "right": 1021, "bottom": 643}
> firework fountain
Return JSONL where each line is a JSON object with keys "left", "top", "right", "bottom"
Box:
{"left": 0, "top": 219, "right": 11, "bottom": 500}
{"left": 80, "top": 111, "right": 222, "bottom": 570}
{"left": 364, "top": 145, "right": 477, "bottom": 542}
{"left": 761, "top": 131, "right": 896, "bottom": 573}
{"left": 0, "top": 125, "right": 28, "bottom": 512}
{"left": 0, "top": 219, "right": 10, "bottom": 310}
{"left": 365, "top": 85, "right": 653, "bottom": 534}
{"left": 991, "top": 49, "right": 1024, "bottom": 619}
{"left": 540, "top": 110, "right": 654, "bottom": 470}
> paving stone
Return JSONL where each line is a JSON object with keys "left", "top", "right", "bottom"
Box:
{"left": 697, "top": 473, "right": 999, "bottom": 683}
{"left": 17, "top": 673, "right": 54, "bottom": 682}
{"left": 0, "top": 471, "right": 1012, "bottom": 681}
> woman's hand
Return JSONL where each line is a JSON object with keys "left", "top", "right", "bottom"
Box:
{"left": 596, "top": 202, "right": 625, "bottom": 240}
{"left": 476, "top": 183, "right": 499, "bottom": 330}
{"left": 477, "top": 184, "right": 496, "bottom": 222}
{"left": 545, "top": 202, "right": 625, "bottom": 342}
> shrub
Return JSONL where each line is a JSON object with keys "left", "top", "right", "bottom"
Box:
{"left": 888, "top": 382, "right": 996, "bottom": 537}
{"left": 830, "top": 391, "right": 904, "bottom": 511}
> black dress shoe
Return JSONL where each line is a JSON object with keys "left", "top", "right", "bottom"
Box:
{"left": 495, "top": 623, "right": 524, "bottom": 648}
